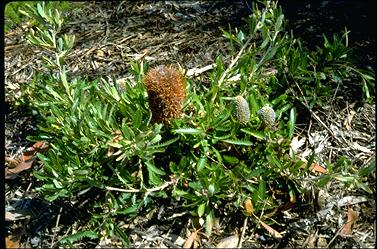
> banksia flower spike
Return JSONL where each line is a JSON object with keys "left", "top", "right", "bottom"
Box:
{"left": 234, "top": 95, "right": 250, "bottom": 125}
{"left": 143, "top": 65, "right": 186, "bottom": 124}
{"left": 257, "top": 106, "right": 276, "bottom": 127}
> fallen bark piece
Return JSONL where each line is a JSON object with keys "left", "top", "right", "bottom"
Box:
{"left": 5, "top": 141, "right": 49, "bottom": 179}
{"left": 339, "top": 206, "right": 358, "bottom": 238}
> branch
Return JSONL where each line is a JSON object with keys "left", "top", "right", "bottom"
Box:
{"left": 105, "top": 181, "right": 173, "bottom": 194}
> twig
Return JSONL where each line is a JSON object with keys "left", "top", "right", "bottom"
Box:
{"left": 186, "top": 64, "right": 216, "bottom": 77}
{"left": 238, "top": 217, "right": 248, "bottom": 248}
{"left": 166, "top": 211, "right": 188, "bottom": 221}
{"left": 217, "top": 36, "right": 253, "bottom": 88}
{"left": 105, "top": 181, "right": 173, "bottom": 194}
{"left": 326, "top": 212, "right": 361, "bottom": 249}
{"left": 51, "top": 206, "right": 63, "bottom": 247}
{"left": 326, "top": 223, "right": 347, "bottom": 248}
{"left": 210, "top": 36, "right": 252, "bottom": 104}
{"left": 293, "top": 80, "right": 346, "bottom": 145}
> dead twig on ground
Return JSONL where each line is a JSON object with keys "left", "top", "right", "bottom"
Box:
{"left": 237, "top": 217, "right": 248, "bottom": 248}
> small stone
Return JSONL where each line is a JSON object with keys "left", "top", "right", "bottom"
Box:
{"left": 30, "top": 236, "right": 41, "bottom": 247}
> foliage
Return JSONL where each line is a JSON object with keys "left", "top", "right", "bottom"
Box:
{"left": 5, "top": 1, "right": 73, "bottom": 32}
{"left": 17, "top": 0, "right": 375, "bottom": 246}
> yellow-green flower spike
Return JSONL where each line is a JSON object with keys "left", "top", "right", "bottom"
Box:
{"left": 235, "top": 96, "right": 250, "bottom": 125}
{"left": 257, "top": 106, "right": 276, "bottom": 127}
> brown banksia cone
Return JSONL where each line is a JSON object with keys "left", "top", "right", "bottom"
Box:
{"left": 143, "top": 65, "right": 186, "bottom": 124}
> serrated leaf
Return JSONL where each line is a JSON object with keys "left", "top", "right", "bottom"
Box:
{"left": 151, "top": 137, "right": 179, "bottom": 149}
{"left": 173, "top": 128, "right": 204, "bottom": 135}
{"left": 60, "top": 231, "right": 98, "bottom": 244}
{"left": 148, "top": 134, "right": 162, "bottom": 145}
{"left": 145, "top": 161, "right": 165, "bottom": 175}
{"left": 241, "top": 129, "right": 265, "bottom": 140}
{"left": 222, "top": 139, "right": 253, "bottom": 146}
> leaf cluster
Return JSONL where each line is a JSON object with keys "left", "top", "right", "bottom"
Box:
{"left": 5, "top": 1, "right": 73, "bottom": 32}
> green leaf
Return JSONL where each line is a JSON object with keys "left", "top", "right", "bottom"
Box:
{"left": 223, "top": 155, "right": 239, "bottom": 165}
{"left": 275, "top": 103, "right": 292, "bottom": 119}
{"left": 274, "top": 14, "right": 284, "bottom": 31}
{"left": 173, "top": 128, "right": 204, "bottom": 135}
{"left": 266, "top": 155, "right": 283, "bottom": 169}
{"left": 316, "top": 175, "right": 331, "bottom": 188}
{"left": 36, "top": 3, "right": 45, "bottom": 18}
{"left": 198, "top": 203, "right": 206, "bottom": 217}
{"left": 221, "top": 139, "right": 253, "bottom": 146}
{"left": 151, "top": 137, "right": 179, "bottom": 149}
{"left": 133, "top": 108, "right": 143, "bottom": 129}
{"left": 173, "top": 189, "right": 189, "bottom": 197}
{"left": 145, "top": 161, "right": 165, "bottom": 175}
{"left": 248, "top": 90, "right": 259, "bottom": 115}
{"left": 354, "top": 179, "right": 372, "bottom": 194}
{"left": 114, "top": 224, "right": 129, "bottom": 245}
{"left": 358, "top": 159, "right": 375, "bottom": 177}
{"left": 258, "top": 178, "right": 266, "bottom": 201}
{"left": 260, "top": 38, "right": 269, "bottom": 50}
{"left": 241, "top": 129, "right": 265, "bottom": 140}
{"left": 236, "top": 30, "right": 245, "bottom": 44}
{"left": 197, "top": 157, "right": 207, "bottom": 171}
{"left": 333, "top": 174, "right": 355, "bottom": 182}
{"left": 148, "top": 134, "right": 162, "bottom": 145}
{"left": 60, "top": 231, "right": 98, "bottom": 244}
{"left": 205, "top": 209, "right": 215, "bottom": 236}
{"left": 288, "top": 108, "right": 296, "bottom": 139}
{"left": 45, "top": 85, "right": 64, "bottom": 101}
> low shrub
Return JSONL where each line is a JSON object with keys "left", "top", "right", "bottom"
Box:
{"left": 16, "top": 0, "right": 375, "bottom": 246}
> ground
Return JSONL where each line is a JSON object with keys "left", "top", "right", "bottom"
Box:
{"left": 4, "top": 1, "right": 375, "bottom": 248}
